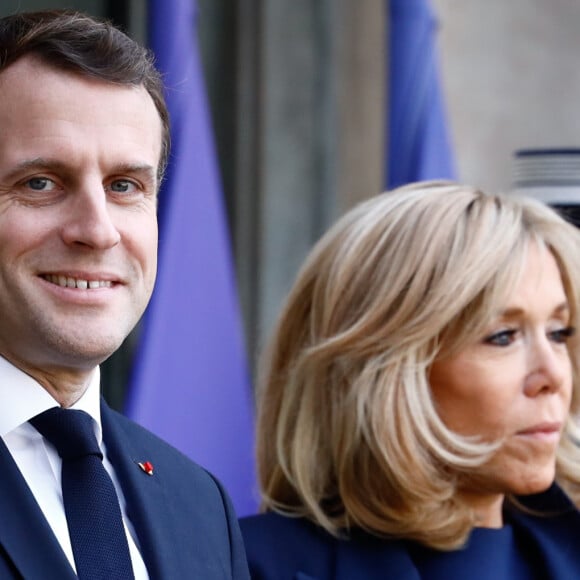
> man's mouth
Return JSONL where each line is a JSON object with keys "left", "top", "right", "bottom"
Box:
{"left": 41, "top": 274, "right": 114, "bottom": 289}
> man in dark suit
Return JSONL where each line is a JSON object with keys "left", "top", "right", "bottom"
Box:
{"left": 0, "top": 10, "right": 249, "bottom": 579}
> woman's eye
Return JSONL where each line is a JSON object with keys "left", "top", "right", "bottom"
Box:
{"left": 550, "top": 326, "right": 576, "bottom": 344}
{"left": 25, "top": 177, "right": 56, "bottom": 191}
{"left": 110, "top": 179, "right": 137, "bottom": 193}
{"left": 484, "top": 329, "right": 517, "bottom": 347}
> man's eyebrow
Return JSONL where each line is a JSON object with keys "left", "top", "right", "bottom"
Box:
{"left": 4, "top": 158, "right": 157, "bottom": 182}
{"left": 4, "top": 157, "right": 68, "bottom": 178}
{"left": 112, "top": 163, "right": 157, "bottom": 181}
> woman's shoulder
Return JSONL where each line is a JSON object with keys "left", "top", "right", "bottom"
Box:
{"left": 240, "top": 512, "right": 329, "bottom": 541}
{"left": 240, "top": 513, "right": 336, "bottom": 579}
{"left": 239, "top": 513, "right": 416, "bottom": 580}
{"left": 240, "top": 513, "right": 335, "bottom": 574}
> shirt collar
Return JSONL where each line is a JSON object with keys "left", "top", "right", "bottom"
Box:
{"left": 0, "top": 355, "right": 102, "bottom": 442}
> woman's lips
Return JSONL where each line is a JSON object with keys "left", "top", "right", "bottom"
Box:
{"left": 516, "top": 422, "right": 562, "bottom": 441}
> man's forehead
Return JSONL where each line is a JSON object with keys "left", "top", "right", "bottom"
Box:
{"left": 0, "top": 60, "right": 163, "bottom": 187}
{"left": 0, "top": 55, "right": 157, "bottom": 123}
{"left": 0, "top": 53, "right": 55, "bottom": 85}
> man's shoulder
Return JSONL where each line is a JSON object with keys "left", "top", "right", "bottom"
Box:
{"left": 103, "top": 405, "right": 250, "bottom": 579}
{"left": 103, "top": 404, "right": 238, "bottom": 535}
{"left": 102, "top": 404, "right": 219, "bottom": 489}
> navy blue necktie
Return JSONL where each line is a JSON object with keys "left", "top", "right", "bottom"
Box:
{"left": 30, "top": 408, "right": 135, "bottom": 580}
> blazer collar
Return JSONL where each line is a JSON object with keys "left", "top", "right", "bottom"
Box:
{"left": 510, "top": 484, "right": 580, "bottom": 580}
{"left": 335, "top": 533, "right": 421, "bottom": 580}
{"left": 0, "top": 438, "right": 76, "bottom": 579}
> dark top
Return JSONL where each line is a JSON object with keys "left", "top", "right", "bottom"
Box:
{"left": 240, "top": 484, "right": 580, "bottom": 579}
{"left": 410, "top": 522, "right": 540, "bottom": 579}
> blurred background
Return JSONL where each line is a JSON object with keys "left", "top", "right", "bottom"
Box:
{"left": 4, "top": 0, "right": 580, "bottom": 514}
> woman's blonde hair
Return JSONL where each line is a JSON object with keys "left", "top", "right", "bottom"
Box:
{"left": 256, "top": 181, "right": 580, "bottom": 550}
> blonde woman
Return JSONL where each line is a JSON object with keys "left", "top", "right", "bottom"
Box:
{"left": 240, "top": 181, "right": 580, "bottom": 579}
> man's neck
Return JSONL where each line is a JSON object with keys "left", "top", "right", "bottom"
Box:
{"left": 0, "top": 352, "right": 96, "bottom": 408}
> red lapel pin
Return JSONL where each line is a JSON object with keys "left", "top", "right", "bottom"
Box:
{"left": 137, "top": 461, "right": 154, "bottom": 476}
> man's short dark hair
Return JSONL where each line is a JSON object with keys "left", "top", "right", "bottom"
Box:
{"left": 0, "top": 9, "right": 170, "bottom": 178}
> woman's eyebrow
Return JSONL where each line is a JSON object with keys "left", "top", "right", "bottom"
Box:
{"left": 498, "top": 301, "right": 570, "bottom": 319}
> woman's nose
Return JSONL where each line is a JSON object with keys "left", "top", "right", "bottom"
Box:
{"left": 524, "top": 336, "right": 571, "bottom": 397}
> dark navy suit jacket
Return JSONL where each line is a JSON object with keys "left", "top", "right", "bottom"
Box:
{"left": 240, "top": 484, "right": 580, "bottom": 579}
{"left": 0, "top": 399, "right": 250, "bottom": 579}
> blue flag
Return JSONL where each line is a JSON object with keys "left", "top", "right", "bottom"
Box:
{"left": 387, "top": 0, "right": 455, "bottom": 188}
{"left": 126, "top": 0, "right": 257, "bottom": 516}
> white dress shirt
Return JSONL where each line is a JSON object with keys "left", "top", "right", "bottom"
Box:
{"left": 0, "top": 355, "right": 149, "bottom": 579}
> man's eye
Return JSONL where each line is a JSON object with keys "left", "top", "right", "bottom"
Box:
{"left": 26, "top": 177, "right": 56, "bottom": 191}
{"left": 110, "top": 180, "right": 137, "bottom": 193}
{"left": 484, "top": 329, "right": 517, "bottom": 347}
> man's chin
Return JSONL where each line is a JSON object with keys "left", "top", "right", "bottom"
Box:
{"left": 32, "top": 334, "right": 128, "bottom": 372}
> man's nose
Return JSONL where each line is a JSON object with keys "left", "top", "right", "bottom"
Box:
{"left": 60, "top": 185, "right": 121, "bottom": 249}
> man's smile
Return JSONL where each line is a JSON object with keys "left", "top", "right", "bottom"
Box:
{"left": 41, "top": 274, "right": 115, "bottom": 289}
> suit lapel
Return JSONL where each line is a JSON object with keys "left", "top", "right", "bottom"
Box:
{"left": 0, "top": 438, "right": 76, "bottom": 580}
{"left": 101, "top": 401, "right": 185, "bottom": 579}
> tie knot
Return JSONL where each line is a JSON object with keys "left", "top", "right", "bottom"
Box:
{"left": 30, "top": 408, "right": 102, "bottom": 461}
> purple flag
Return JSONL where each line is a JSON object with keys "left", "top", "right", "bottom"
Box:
{"left": 387, "top": 0, "right": 455, "bottom": 188}
{"left": 126, "top": 0, "right": 257, "bottom": 516}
